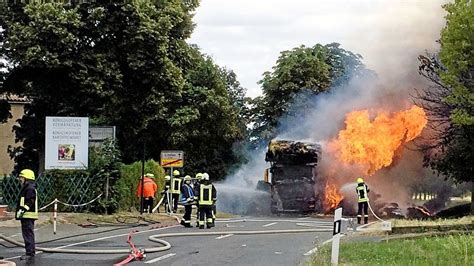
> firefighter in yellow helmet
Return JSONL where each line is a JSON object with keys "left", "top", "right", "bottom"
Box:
{"left": 160, "top": 175, "right": 172, "bottom": 213}
{"left": 170, "top": 170, "right": 182, "bottom": 212}
{"left": 194, "top": 173, "right": 203, "bottom": 227}
{"left": 195, "top": 173, "right": 217, "bottom": 229}
{"left": 16, "top": 169, "right": 38, "bottom": 261}
{"left": 356, "top": 177, "right": 370, "bottom": 224}
{"left": 179, "top": 175, "right": 195, "bottom": 227}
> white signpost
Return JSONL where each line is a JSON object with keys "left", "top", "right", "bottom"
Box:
{"left": 45, "top": 117, "right": 89, "bottom": 170}
{"left": 331, "top": 207, "right": 343, "bottom": 265}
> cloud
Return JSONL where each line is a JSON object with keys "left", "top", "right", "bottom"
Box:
{"left": 189, "top": 0, "right": 447, "bottom": 97}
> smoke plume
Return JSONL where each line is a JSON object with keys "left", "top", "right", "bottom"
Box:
{"left": 218, "top": 0, "right": 450, "bottom": 215}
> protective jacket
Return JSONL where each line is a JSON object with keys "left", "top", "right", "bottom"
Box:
{"left": 136, "top": 177, "right": 158, "bottom": 198}
{"left": 356, "top": 183, "right": 370, "bottom": 203}
{"left": 16, "top": 181, "right": 38, "bottom": 220}
{"left": 180, "top": 183, "right": 195, "bottom": 205}
{"left": 195, "top": 183, "right": 217, "bottom": 206}
{"left": 171, "top": 177, "right": 182, "bottom": 194}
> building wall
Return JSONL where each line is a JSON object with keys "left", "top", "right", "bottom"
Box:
{"left": 0, "top": 103, "right": 24, "bottom": 175}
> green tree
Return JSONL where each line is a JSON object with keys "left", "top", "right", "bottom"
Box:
{"left": 163, "top": 47, "right": 245, "bottom": 179}
{"left": 0, "top": 1, "right": 245, "bottom": 180}
{"left": 250, "top": 43, "right": 370, "bottom": 146}
{"left": 415, "top": 0, "right": 473, "bottom": 213}
{"left": 439, "top": 0, "right": 474, "bottom": 126}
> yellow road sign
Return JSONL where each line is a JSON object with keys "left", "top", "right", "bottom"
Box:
{"left": 160, "top": 150, "right": 184, "bottom": 168}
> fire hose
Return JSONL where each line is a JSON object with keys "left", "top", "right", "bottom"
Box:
{"left": 0, "top": 227, "right": 332, "bottom": 255}
{"left": 367, "top": 200, "right": 385, "bottom": 222}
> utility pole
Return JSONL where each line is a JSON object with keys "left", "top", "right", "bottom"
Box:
{"left": 140, "top": 141, "right": 146, "bottom": 215}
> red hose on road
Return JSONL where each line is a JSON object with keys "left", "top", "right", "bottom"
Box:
{"left": 113, "top": 231, "right": 145, "bottom": 266}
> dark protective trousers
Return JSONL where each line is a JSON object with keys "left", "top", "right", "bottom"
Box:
{"left": 143, "top": 197, "right": 154, "bottom": 213}
{"left": 212, "top": 204, "right": 216, "bottom": 223}
{"left": 357, "top": 202, "right": 369, "bottom": 224}
{"left": 172, "top": 194, "right": 179, "bottom": 212}
{"left": 195, "top": 202, "right": 200, "bottom": 225}
{"left": 181, "top": 205, "right": 192, "bottom": 227}
{"left": 21, "top": 219, "right": 35, "bottom": 256}
{"left": 198, "top": 205, "right": 213, "bottom": 228}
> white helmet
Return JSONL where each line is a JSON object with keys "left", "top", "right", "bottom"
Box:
{"left": 202, "top": 173, "right": 209, "bottom": 181}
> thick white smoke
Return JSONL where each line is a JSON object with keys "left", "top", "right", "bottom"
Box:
{"left": 218, "top": 0, "right": 449, "bottom": 214}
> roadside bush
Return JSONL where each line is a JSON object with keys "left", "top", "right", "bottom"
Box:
{"left": 117, "top": 160, "right": 165, "bottom": 211}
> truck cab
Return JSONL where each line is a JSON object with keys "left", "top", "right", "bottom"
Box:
{"left": 261, "top": 140, "right": 321, "bottom": 213}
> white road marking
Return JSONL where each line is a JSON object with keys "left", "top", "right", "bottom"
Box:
{"left": 262, "top": 222, "right": 277, "bottom": 227}
{"left": 215, "top": 234, "right": 233, "bottom": 240}
{"left": 145, "top": 253, "right": 176, "bottom": 264}
{"left": 298, "top": 217, "right": 310, "bottom": 220}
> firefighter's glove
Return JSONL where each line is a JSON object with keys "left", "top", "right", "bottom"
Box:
{"left": 17, "top": 209, "right": 25, "bottom": 218}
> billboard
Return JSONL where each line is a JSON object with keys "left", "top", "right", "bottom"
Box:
{"left": 45, "top": 117, "right": 89, "bottom": 169}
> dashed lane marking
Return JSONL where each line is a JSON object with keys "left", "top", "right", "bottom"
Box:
{"left": 145, "top": 253, "right": 176, "bottom": 264}
{"left": 215, "top": 234, "right": 234, "bottom": 240}
{"left": 262, "top": 222, "right": 278, "bottom": 227}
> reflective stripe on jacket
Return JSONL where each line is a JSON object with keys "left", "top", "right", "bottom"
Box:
{"left": 356, "top": 184, "right": 369, "bottom": 203}
{"left": 16, "top": 181, "right": 38, "bottom": 220}
{"left": 199, "top": 184, "right": 213, "bottom": 205}
{"left": 171, "top": 177, "right": 182, "bottom": 194}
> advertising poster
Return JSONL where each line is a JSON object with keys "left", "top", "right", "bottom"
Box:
{"left": 45, "top": 117, "right": 89, "bottom": 169}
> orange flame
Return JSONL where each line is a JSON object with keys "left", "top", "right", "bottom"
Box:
{"left": 324, "top": 182, "right": 344, "bottom": 212}
{"left": 331, "top": 106, "right": 427, "bottom": 175}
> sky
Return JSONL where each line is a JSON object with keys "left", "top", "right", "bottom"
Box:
{"left": 189, "top": 0, "right": 448, "bottom": 98}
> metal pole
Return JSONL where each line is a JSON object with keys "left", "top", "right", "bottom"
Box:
{"left": 170, "top": 167, "right": 173, "bottom": 214}
{"left": 105, "top": 175, "right": 109, "bottom": 215}
{"left": 140, "top": 142, "right": 145, "bottom": 215}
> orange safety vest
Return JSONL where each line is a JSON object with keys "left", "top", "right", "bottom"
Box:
{"left": 136, "top": 177, "right": 158, "bottom": 198}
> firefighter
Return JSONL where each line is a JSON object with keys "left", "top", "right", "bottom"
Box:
{"left": 136, "top": 173, "right": 158, "bottom": 213}
{"left": 195, "top": 173, "right": 217, "bottom": 229}
{"left": 16, "top": 169, "right": 38, "bottom": 261}
{"left": 170, "top": 170, "right": 182, "bottom": 212}
{"left": 160, "top": 175, "right": 172, "bottom": 213}
{"left": 194, "top": 173, "right": 203, "bottom": 227}
{"left": 180, "top": 175, "right": 195, "bottom": 227}
{"left": 356, "top": 177, "right": 370, "bottom": 224}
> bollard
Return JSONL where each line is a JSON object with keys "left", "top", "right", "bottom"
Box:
{"left": 331, "top": 207, "right": 342, "bottom": 265}
{"left": 53, "top": 199, "right": 58, "bottom": 235}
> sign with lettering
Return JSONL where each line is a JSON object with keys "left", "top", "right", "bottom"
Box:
{"left": 45, "top": 117, "right": 89, "bottom": 169}
{"left": 160, "top": 150, "right": 184, "bottom": 168}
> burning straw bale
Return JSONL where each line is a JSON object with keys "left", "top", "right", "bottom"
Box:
{"left": 266, "top": 140, "right": 321, "bottom": 165}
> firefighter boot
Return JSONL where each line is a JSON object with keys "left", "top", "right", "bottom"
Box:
{"left": 364, "top": 217, "right": 368, "bottom": 224}
{"left": 357, "top": 216, "right": 361, "bottom": 224}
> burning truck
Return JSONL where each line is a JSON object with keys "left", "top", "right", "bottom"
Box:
{"left": 259, "top": 139, "right": 322, "bottom": 213}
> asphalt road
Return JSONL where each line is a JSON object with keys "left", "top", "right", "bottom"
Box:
{"left": 1, "top": 216, "right": 334, "bottom": 266}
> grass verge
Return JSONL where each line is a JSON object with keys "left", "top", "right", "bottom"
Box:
{"left": 393, "top": 216, "right": 474, "bottom": 227}
{"left": 309, "top": 233, "right": 473, "bottom": 266}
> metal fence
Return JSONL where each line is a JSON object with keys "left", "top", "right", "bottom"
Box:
{"left": 0, "top": 173, "right": 104, "bottom": 212}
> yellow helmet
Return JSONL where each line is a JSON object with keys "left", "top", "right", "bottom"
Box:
{"left": 145, "top": 173, "right": 155, "bottom": 178}
{"left": 195, "top": 173, "right": 203, "bottom": 180}
{"left": 172, "top": 170, "right": 180, "bottom": 176}
{"left": 202, "top": 173, "right": 209, "bottom": 181}
{"left": 357, "top": 177, "right": 364, "bottom": 183}
{"left": 164, "top": 175, "right": 171, "bottom": 181}
{"left": 184, "top": 175, "right": 192, "bottom": 181}
{"left": 19, "top": 169, "right": 35, "bottom": 181}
